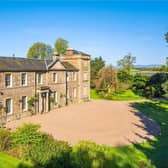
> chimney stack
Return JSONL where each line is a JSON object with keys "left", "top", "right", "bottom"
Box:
{"left": 52, "top": 51, "right": 59, "bottom": 60}
{"left": 66, "top": 48, "right": 74, "bottom": 56}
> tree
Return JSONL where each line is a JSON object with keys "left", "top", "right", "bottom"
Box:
{"left": 117, "top": 53, "right": 136, "bottom": 73}
{"left": 27, "top": 42, "right": 53, "bottom": 59}
{"left": 147, "top": 73, "right": 168, "bottom": 97}
{"left": 91, "top": 56, "right": 105, "bottom": 88}
{"left": 166, "top": 57, "right": 168, "bottom": 68}
{"left": 96, "top": 65, "right": 118, "bottom": 93}
{"left": 165, "top": 32, "right": 168, "bottom": 43}
{"left": 54, "top": 38, "right": 68, "bottom": 55}
{"left": 162, "top": 80, "right": 168, "bottom": 97}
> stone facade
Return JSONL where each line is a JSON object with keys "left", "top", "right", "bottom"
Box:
{"left": 0, "top": 49, "right": 90, "bottom": 125}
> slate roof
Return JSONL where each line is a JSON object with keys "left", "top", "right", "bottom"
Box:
{"left": 72, "top": 50, "right": 90, "bottom": 56}
{"left": 61, "top": 62, "right": 78, "bottom": 71}
{"left": 0, "top": 56, "right": 77, "bottom": 72}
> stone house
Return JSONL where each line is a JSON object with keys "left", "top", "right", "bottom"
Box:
{"left": 0, "top": 48, "right": 90, "bottom": 125}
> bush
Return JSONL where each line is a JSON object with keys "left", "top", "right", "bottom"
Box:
{"left": 29, "top": 136, "right": 71, "bottom": 168}
{"left": 13, "top": 123, "right": 43, "bottom": 159}
{"left": 71, "top": 141, "right": 105, "bottom": 168}
{"left": 0, "top": 128, "right": 13, "bottom": 151}
{"left": 13, "top": 123, "right": 42, "bottom": 146}
{"left": 147, "top": 73, "right": 168, "bottom": 97}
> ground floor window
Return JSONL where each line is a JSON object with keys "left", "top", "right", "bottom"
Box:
{"left": 54, "top": 91, "right": 58, "bottom": 103}
{"left": 22, "top": 96, "right": 27, "bottom": 111}
{"left": 6, "top": 98, "right": 12, "bottom": 114}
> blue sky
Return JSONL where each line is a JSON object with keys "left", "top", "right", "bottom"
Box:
{"left": 0, "top": 0, "right": 168, "bottom": 65}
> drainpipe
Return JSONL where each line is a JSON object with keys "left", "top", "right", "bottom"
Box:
{"left": 65, "top": 71, "right": 68, "bottom": 106}
{"left": 34, "top": 72, "right": 37, "bottom": 114}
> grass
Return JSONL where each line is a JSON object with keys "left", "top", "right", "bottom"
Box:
{"left": 0, "top": 152, "right": 32, "bottom": 168}
{"left": 91, "top": 89, "right": 144, "bottom": 101}
{"left": 131, "top": 101, "right": 168, "bottom": 168}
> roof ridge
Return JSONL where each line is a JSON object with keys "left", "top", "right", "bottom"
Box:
{"left": 0, "top": 56, "right": 52, "bottom": 61}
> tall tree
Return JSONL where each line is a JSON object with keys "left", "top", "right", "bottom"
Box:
{"left": 117, "top": 53, "right": 136, "bottom": 73}
{"left": 54, "top": 38, "right": 68, "bottom": 55}
{"left": 166, "top": 57, "right": 168, "bottom": 68}
{"left": 91, "top": 56, "right": 105, "bottom": 88}
{"left": 165, "top": 32, "right": 168, "bottom": 43}
{"left": 96, "top": 65, "right": 118, "bottom": 93}
{"left": 27, "top": 42, "right": 53, "bottom": 59}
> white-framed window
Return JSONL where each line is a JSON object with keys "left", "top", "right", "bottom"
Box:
{"left": 21, "top": 96, "right": 27, "bottom": 111}
{"left": 53, "top": 72, "right": 58, "bottom": 83}
{"left": 83, "top": 72, "right": 88, "bottom": 81}
{"left": 73, "top": 87, "right": 77, "bottom": 98}
{"left": 21, "top": 73, "right": 27, "bottom": 86}
{"left": 73, "top": 72, "right": 77, "bottom": 81}
{"left": 6, "top": 98, "right": 12, "bottom": 114}
{"left": 5, "top": 74, "right": 12, "bottom": 88}
{"left": 54, "top": 91, "right": 58, "bottom": 103}
{"left": 37, "top": 73, "right": 43, "bottom": 84}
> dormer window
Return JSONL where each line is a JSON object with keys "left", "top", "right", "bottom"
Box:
{"left": 5, "top": 74, "right": 12, "bottom": 88}
{"left": 21, "top": 73, "right": 27, "bottom": 86}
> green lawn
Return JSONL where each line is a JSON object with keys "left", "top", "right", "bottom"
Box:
{"left": 0, "top": 152, "right": 32, "bottom": 168}
{"left": 91, "top": 89, "right": 144, "bottom": 101}
{"left": 131, "top": 101, "right": 168, "bottom": 168}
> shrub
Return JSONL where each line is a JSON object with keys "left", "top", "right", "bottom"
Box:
{"left": 13, "top": 123, "right": 43, "bottom": 159}
{"left": 0, "top": 128, "right": 13, "bottom": 151}
{"left": 147, "top": 73, "right": 168, "bottom": 97}
{"left": 29, "top": 137, "right": 71, "bottom": 168}
{"left": 71, "top": 141, "right": 106, "bottom": 168}
{"left": 13, "top": 123, "right": 42, "bottom": 146}
{"left": 162, "top": 80, "right": 168, "bottom": 98}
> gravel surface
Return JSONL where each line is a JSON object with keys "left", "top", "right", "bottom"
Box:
{"left": 7, "top": 100, "right": 160, "bottom": 146}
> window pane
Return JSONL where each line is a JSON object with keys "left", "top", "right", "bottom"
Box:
{"left": 6, "top": 99, "right": 12, "bottom": 113}
{"left": 5, "top": 74, "right": 11, "bottom": 87}
{"left": 21, "top": 73, "right": 26, "bottom": 85}
{"left": 22, "top": 96, "right": 27, "bottom": 110}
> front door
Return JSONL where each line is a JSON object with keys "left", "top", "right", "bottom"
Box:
{"left": 38, "top": 91, "right": 49, "bottom": 113}
{"left": 41, "top": 92, "right": 46, "bottom": 113}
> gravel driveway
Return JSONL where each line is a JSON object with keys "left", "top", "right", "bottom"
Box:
{"left": 7, "top": 100, "right": 160, "bottom": 146}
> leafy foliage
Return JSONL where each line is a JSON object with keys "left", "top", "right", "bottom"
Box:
{"left": 71, "top": 141, "right": 154, "bottom": 168}
{"left": 29, "top": 137, "right": 71, "bottom": 168}
{"left": 0, "top": 128, "right": 13, "bottom": 151}
{"left": 91, "top": 56, "right": 105, "bottom": 88}
{"left": 162, "top": 80, "right": 168, "bottom": 97}
{"left": 54, "top": 38, "right": 68, "bottom": 55}
{"left": 13, "top": 124, "right": 42, "bottom": 146}
{"left": 147, "top": 73, "right": 168, "bottom": 97}
{"left": 117, "top": 53, "right": 136, "bottom": 73}
{"left": 96, "top": 65, "right": 118, "bottom": 93}
{"left": 27, "top": 42, "right": 53, "bottom": 59}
